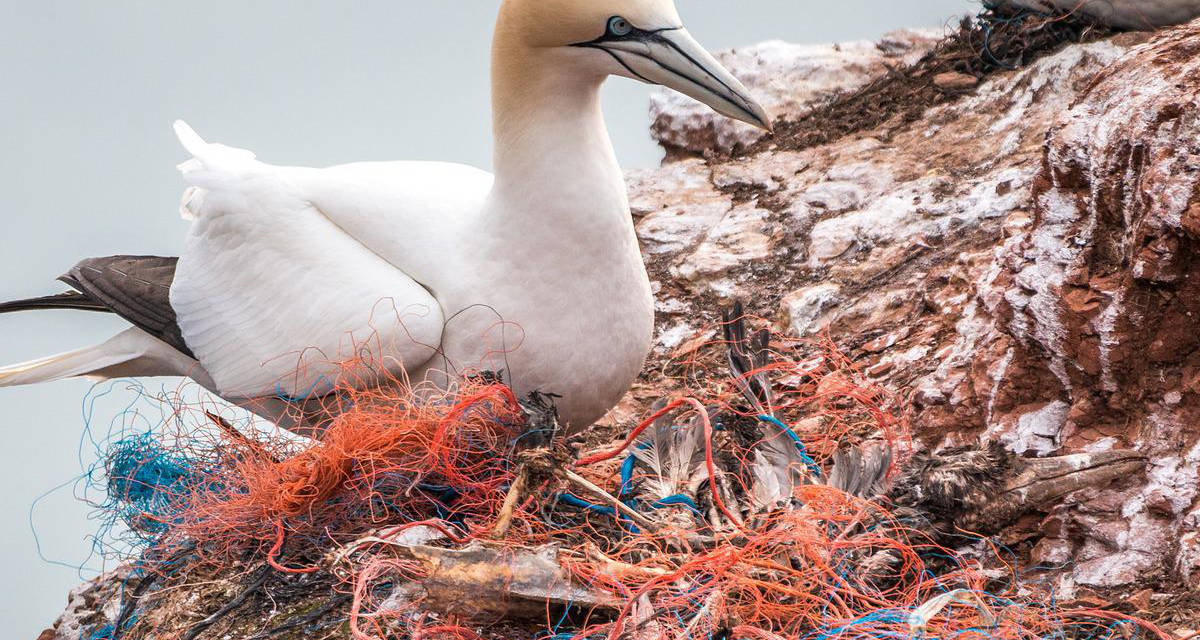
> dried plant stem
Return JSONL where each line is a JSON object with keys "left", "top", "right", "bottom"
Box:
{"left": 563, "top": 469, "right": 661, "bottom": 533}
{"left": 491, "top": 465, "right": 529, "bottom": 538}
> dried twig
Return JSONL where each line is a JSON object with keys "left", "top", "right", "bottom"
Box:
{"left": 491, "top": 464, "right": 530, "bottom": 538}
{"left": 246, "top": 593, "right": 353, "bottom": 639}
{"left": 563, "top": 469, "right": 662, "bottom": 532}
{"left": 181, "top": 566, "right": 272, "bottom": 640}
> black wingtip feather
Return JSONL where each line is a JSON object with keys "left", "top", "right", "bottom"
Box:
{"left": 60, "top": 255, "right": 194, "bottom": 358}
{"left": 0, "top": 291, "right": 111, "bottom": 314}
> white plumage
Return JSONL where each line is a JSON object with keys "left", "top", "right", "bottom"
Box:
{"left": 170, "top": 122, "right": 449, "bottom": 400}
{"left": 168, "top": 109, "right": 656, "bottom": 429}
{"left": 0, "top": 0, "right": 770, "bottom": 433}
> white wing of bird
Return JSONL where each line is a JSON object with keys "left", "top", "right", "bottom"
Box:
{"left": 169, "top": 122, "right": 449, "bottom": 400}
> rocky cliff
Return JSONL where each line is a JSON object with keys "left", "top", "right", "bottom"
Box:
{"left": 624, "top": 16, "right": 1200, "bottom": 601}
{"left": 42, "top": 12, "right": 1200, "bottom": 639}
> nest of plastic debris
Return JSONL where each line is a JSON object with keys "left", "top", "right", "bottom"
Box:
{"left": 66, "top": 309, "right": 1170, "bottom": 640}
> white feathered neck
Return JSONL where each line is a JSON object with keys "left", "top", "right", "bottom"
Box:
{"left": 487, "top": 19, "right": 627, "bottom": 231}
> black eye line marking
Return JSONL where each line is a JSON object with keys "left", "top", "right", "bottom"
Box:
{"left": 571, "top": 18, "right": 682, "bottom": 47}
{"left": 571, "top": 23, "right": 750, "bottom": 117}
{"left": 631, "top": 48, "right": 741, "bottom": 110}
{"left": 586, "top": 46, "right": 655, "bottom": 84}
{"left": 641, "top": 35, "right": 746, "bottom": 109}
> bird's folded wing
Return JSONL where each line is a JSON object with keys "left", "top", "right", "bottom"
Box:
{"left": 169, "top": 122, "right": 444, "bottom": 399}
{"left": 282, "top": 160, "right": 494, "bottom": 283}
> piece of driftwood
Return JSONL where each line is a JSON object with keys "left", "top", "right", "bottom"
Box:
{"left": 1006, "top": 449, "right": 1147, "bottom": 504}
{"left": 886, "top": 441, "right": 1147, "bottom": 536}
{"left": 339, "top": 533, "right": 620, "bottom": 620}
{"left": 968, "top": 448, "right": 1147, "bottom": 530}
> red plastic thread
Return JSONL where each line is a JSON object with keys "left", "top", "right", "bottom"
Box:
{"left": 267, "top": 520, "right": 320, "bottom": 574}
{"left": 683, "top": 396, "right": 751, "bottom": 535}
{"left": 576, "top": 398, "right": 688, "bottom": 467}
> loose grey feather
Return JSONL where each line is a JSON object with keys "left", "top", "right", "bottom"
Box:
{"left": 828, "top": 443, "right": 894, "bottom": 499}
{"left": 632, "top": 399, "right": 708, "bottom": 502}
{"left": 722, "top": 301, "right": 774, "bottom": 416}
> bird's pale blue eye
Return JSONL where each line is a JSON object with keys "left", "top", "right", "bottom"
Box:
{"left": 607, "top": 16, "right": 633, "bottom": 37}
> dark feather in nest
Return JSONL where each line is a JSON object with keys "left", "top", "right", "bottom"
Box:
{"left": 722, "top": 303, "right": 814, "bottom": 510}
{"left": 824, "top": 442, "right": 1007, "bottom": 589}
{"left": 517, "top": 391, "right": 563, "bottom": 450}
{"left": 887, "top": 441, "right": 1010, "bottom": 525}
{"left": 722, "top": 301, "right": 774, "bottom": 416}
{"left": 827, "top": 444, "right": 894, "bottom": 499}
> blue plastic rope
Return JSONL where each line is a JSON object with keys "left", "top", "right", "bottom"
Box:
{"left": 619, "top": 453, "right": 637, "bottom": 497}
{"left": 652, "top": 494, "right": 701, "bottom": 515}
{"left": 557, "top": 493, "right": 617, "bottom": 516}
{"left": 757, "top": 415, "right": 823, "bottom": 478}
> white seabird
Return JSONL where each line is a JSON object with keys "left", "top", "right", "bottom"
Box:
{"left": 0, "top": 0, "right": 770, "bottom": 435}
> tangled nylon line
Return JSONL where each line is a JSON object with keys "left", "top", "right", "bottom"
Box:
{"left": 78, "top": 327, "right": 1165, "bottom": 640}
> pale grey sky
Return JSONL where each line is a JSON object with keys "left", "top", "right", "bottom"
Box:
{"left": 0, "top": 1, "right": 972, "bottom": 634}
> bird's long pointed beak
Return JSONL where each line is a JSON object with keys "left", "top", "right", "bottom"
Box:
{"left": 575, "top": 27, "right": 772, "bottom": 132}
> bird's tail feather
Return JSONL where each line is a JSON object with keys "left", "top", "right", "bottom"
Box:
{"left": 0, "top": 328, "right": 185, "bottom": 387}
{"left": 172, "top": 120, "right": 259, "bottom": 220}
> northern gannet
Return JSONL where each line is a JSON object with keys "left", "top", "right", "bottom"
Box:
{"left": 0, "top": 0, "right": 769, "bottom": 435}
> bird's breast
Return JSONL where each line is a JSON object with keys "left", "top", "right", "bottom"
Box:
{"left": 432, "top": 228, "right": 654, "bottom": 429}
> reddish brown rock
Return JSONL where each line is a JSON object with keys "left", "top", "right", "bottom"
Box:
{"left": 621, "top": 19, "right": 1200, "bottom": 591}
{"left": 983, "top": 19, "right": 1200, "bottom": 587}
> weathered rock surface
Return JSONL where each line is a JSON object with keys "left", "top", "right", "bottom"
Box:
{"left": 648, "top": 30, "right": 941, "bottom": 156}
{"left": 626, "top": 20, "right": 1200, "bottom": 594}
{"left": 987, "top": 22, "right": 1200, "bottom": 591}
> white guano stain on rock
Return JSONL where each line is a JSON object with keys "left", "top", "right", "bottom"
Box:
{"left": 655, "top": 322, "right": 698, "bottom": 352}
{"left": 781, "top": 283, "right": 843, "bottom": 336}
{"left": 672, "top": 204, "right": 773, "bottom": 285}
{"left": 1006, "top": 400, "right": 1070, "bottom": 456}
